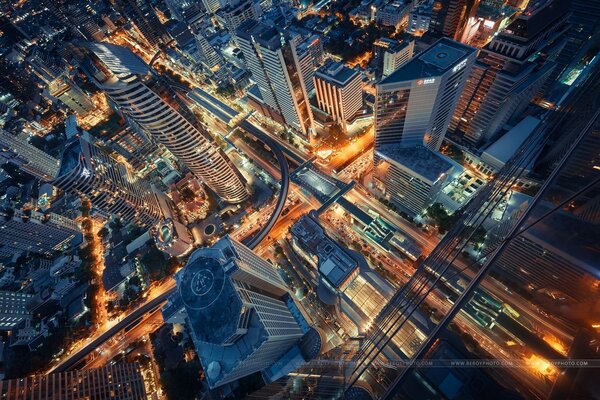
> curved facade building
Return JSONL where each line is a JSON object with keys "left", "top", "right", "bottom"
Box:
{"left": 85, "top": 42, "right": 249, "bottom": 203}
{"left": 53, "top": 133, "right": 163, "bottom": 227}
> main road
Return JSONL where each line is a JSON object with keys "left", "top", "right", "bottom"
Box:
{"left": 51, "top": 108, "right": 294, "bottom": 374}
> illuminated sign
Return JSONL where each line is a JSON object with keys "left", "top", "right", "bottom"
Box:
{"left": 452, "top": 58, "right": 468, "bottom": 73}
{"left": 417, "top": 78, "right": 436, "bottom": 86}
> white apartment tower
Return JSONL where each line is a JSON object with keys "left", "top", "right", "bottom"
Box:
{"left": 314, "top": 61, "right": 363, "bottom": 129}
{"left": 84, "top": 42, "right": 249, "bottom": 203}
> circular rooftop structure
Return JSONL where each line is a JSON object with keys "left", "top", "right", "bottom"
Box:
{"left": 345, "top": 387, "right": 373, "bottom": 400}
{"left": 180, "top": 256, "right": 226, "bottom": 311}
{"left": 299, "top": 327, "right": 324, "bottom": 360}
{"left": 178, "top": 254, "right": 243, "bottom": 344}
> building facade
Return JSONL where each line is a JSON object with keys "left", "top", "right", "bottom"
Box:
{"left": 0, "top": 363, "right": 147, "bottom": 399}
{"left": 163, "top": 236, "right": 305, "bottom": 388}
{"left": 450, "top": 0, "right": 569, "bottom": 145}
{"left": 0, "top": 209, "right": 80, "bottom": 257}
{"left": 374, "top": 38, "right": 476, "bottom": 153}
{"left": 314, "top": 61, "right": 363, "bottom": 129}
{"left": 374, "top": 146, "right": 454, "bottom": 216}
{"left": 236, "top": 21, "right": 315, "bottom": 141}
{"left": 0, "top": 129, "right": 61, "bottom": 181}
{"left": 218, "top": 0, "right": 261, "bottom": 33}
{"left": 429, "top": 0, "right": 480, "bottom": 41}
{"left": 84, "top": 42, "right": 249, "bottom": 203}
{"left": 52, "top": 133, "right": 164, "bottom": 227}
{"left": 0, "top": 290, "right": 33, "bottom": 331}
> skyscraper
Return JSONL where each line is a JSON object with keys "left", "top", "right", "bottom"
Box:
{"left": 162, "top": 236, "right": 306, "bottom": 388}
{"left": 217, "top": 0, "right": 261, "bottom": 33}
{"left": 381, "top": 40, "right": 414, "bottom": 78}
{"left": 0, "top": 129, "right": 61, "bottom": 181}
{"left": 450, "top": 0, "right": 570, "bottom": 145}
{"left": 83, "top": 42, "right": 249, "bottom": 203}
{"left": 553, "top": 0, "right": 600, "bottom": 82}
{"left": 295, "top": 34, "right": 324, "bottom": 95}
{"left": 429, "top": 0, "right": 480, "bottom": 41}
{"left": 52, "top": 133, "right": 164, "bottom": 227}
{"left": 374, "top": 37, "right": 476, "bottom": 153}
{"left": 0, "top": 208, "right": 81, "bottom": 257}
{"left": 236, "top": 20, "right": 315, "bottom": 141}
{"left": 314, "top": 61, "right": 363, "bottom": 130}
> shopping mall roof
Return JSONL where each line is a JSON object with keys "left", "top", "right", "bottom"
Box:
{"left": 481, "top": 116, "right": 540, "bottom": 169}
{"left": 291, "top": 213, "right": 360, "bottom": 289}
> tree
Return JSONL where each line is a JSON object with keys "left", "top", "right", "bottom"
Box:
{"left": 179, "top": 186, "right": 195, "bottom": 203}
{"left": 97, "top": 227, "right": 109, "bottom": 238}
{"left": 109, "top": 218, "right": 123, "bottom": 231}
{"left": 470, "top": 226, "right": 487, "bottom": 246}
{"left": 427, "top": 203, "right": 455, "bottom": 234}
{"left": 141, "top": 246, "right": 168, "bottom": 280}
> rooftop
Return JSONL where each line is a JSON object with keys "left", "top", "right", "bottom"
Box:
{"left": 315, "top": 60, "right": 360, "bottom": 86}
{"left": 86, "top": 42, "right": 150, "bottom": 78}
{"left": 236, "top": 20, "right": 282, "bottom": 51}
{"left": 377, "top": 145, "right": 453, "bottom": 183}
{"left": 291, "top": 213, "right": 360, "bottom": 289}
{"left": 381, "top": 38, "right": 475, "bottom": 84}
{"left": 178, "top": 249, "right": 241, "bottom": 345}
{"left": 482, "top": 116, "right": 540, "bottom": 166}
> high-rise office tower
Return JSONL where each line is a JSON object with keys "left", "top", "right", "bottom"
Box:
{"left": 202, "top": 0, "right": 224, "bottom": 14}
{"left": 218, "top": 0, "right": 261, "bottom": 33}
{"left": 195, "top": 33, "right": 224, "bottom": 70}
{"left": 0, "top": 363, "right": 147, "bottom": 399}
{"left": 0, "top": 129, "right": 61, "bottom": 181}
{"left": 450, "top": 0, "right": 570, "bottom": 145}
{"left": 83, "top": 42, "right": 249, "bottom": 203}
{"left": 429, "top": 0, "right": 480, "bottom": 41}
{"left": 111, "top": 0, "right": 169, "bottom": 47}
{"left": 236, "top": 20, "right": 315, "bottom": 141}
{"left": 374, "top": 37, "right": 476, "bottom": 153}
{"left": 0, "top": 208, "right": 81, "bottom": 257}
{"left": 295, "top": 34, "right": 323, "bottom": 95}
{"left": 314, "top": 60, "right": 363, "bottom": 130}
{"left": 162, "top": 236, "right": 306, "bottom": 388}
{"left": 52, "top": 133, "right": 164, "bottom": 227}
